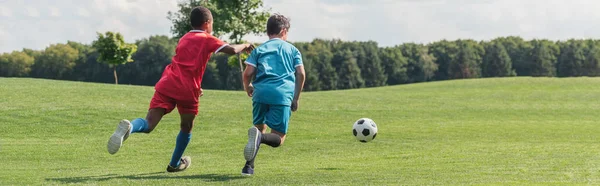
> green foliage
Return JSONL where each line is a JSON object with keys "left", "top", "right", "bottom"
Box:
{"left": 530, "top": 39, "right": 559, "bottom": 77}
{"left": 30, "top": 43, "right": 79, "bottom": 79}
{"left": 307, "top": 39, "right": 337, "bottom": 90}
{"left": 227, "top": 52, "right": 249, "bottom": 68}
{"left": 11, "top": 35, "right": 600, "bottom": 90}
{"left": 482, "top": 41, "right": 515, "bottom": 77}
{"left": 557, "top": 40, "right": 588, "bottom": 77}
{"left": 493, "top": 37, "right": 532, "bottom": 76}
{"left": 334, "top": 49, "right": 364, "bottom": 89}
{"left": 398, "top": 43, "right": 438, "bottom": 83}
{"left": 167, "top": 0, "right": 270, "bottom": 43}
{"left": 379, "top": 47, "right": 408, "bottom": 85}
{"left": 22, "top": 48, "right": 42, "bottom": 59}
{"left": 429, "top": 40, "right": 458, "bottom": 81}
{"left": 0, "top": 51, "right": 35, "bottom": 77}
{"left": 585, "top": 43, "right": 600, "bottom": 76}
{"left": 92, "top": 32, "right": 137, "bottom": 66}
{"left": 450, "top": 40, "right": 484, "bottom": 79}
{"left": 358, "top": 41, "right": 387, "bottom": 87}
{"left": 92, "top": 31, "right": 137, "bottom": 84}
{"left": 295, "top": 42, "right": 321, "bottom": 91}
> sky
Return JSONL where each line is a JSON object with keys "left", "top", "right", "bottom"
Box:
{"left": 1, "top": 0, "right": 600, "bottom": 53}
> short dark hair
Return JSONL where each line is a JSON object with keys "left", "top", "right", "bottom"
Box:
{"left": 190, "top": 6, "right": 212, "bottom": 28}
{"left": 267, "top": 14, "right": 290, "bottom": 35}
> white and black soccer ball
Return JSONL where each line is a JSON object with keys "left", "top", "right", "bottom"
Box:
{"left": 352, "top": 118, "right": 378, "bottom": 142}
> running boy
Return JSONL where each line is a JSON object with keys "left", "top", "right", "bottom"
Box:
{"left": 240, "top": 14, "right": 306, "bottom": 176}
{"left": 106, "top": 6, "right": 254, "bottom": 172}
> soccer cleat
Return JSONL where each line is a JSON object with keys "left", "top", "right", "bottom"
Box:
{"left": 107, "top": 119, "right": 132, "bottom": 155}
{"left": 167, "top": 156, "right": 191, "bottom": 172}
{"left": 244, "top": 127, "right": 261, "bottom": 161}
{"left": 241, "top": 165, "right": 254, "bottom": 176}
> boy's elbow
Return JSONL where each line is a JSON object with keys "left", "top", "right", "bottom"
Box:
{"left": 243, "top": 71, "right": 254, "bottom": 79}
{"left": 296, "top": 72, "right": 306, "bottom": 80}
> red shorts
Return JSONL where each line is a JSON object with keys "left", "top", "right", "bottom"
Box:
{"left": 149, "top": 91, "right": 198, "bottom": 115}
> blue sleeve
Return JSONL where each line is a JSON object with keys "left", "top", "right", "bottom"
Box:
{"left": 245, "top": 49, "right": 258, "bottom": 67}
{"left": 293, "top": 48, "right": 303, "bottom": 67}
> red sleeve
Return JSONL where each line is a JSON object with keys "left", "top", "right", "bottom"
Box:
{"left": 207, "top": 35, "right": 228, "bottom": 53}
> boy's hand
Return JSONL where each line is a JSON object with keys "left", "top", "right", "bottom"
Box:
{"left": 243, "top": 44, "right": 255, "bottom": 53}
{"left": 291, "top": 99, "right": 299, "bottom": 112}
{"left": 245, "top": 83, "right": 254, "bottom": 97}
{"left": 199, "top": 88, "right": 204, "bottom": 97}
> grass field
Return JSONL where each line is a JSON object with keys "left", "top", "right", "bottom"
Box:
{"left": 2, "top": 77, "right": 600, "bottom": 185}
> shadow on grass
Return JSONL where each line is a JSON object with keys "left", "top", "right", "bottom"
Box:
{"left": 46, "top": 172, "right": 247, "bottom": 184}
{"left": 316, "top": 168, "right": 342, "bottom": 171}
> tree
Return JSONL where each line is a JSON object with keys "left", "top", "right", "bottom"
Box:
{"left": 529, "top": 39, "right": 559, "bottom": 77}
{"left": 557, "top": 40, "right": 588, "bottom": 77}
{"left": 31, "top": 44, "right": 79, "bottom": 79}
{"left": 449, "top": 40, "right": 484, "bottom": 79}
{"left": 22, "top": 48, "right": 42, "bottom": 59}
{"left": 379, "top": 47, "right": 408, "bottom": 85}
{"left": 494, "top": 36, "right": 531, "bottom": 76}
{"left": 92, "top": 31, "right": 138, "bottom": 84}
{"left": 429, "top": 40, "right": 458, "bottom": 81}
{"left": 398, "top": 43, "right": 437, "bottom": 83}
{"left": 167, "top": 0, "right": 270, "bottom": 43}
{"left": 333, "top": 49, "right": 364, "bottom": 89}
{"left": 482, "top": 41, "right": 515, "bottom": 77}
{"left": 0, "top": 51, "right": 35, "bottom": 77}
{"left": 359, "top": 41, "right": 387, "bottom": 87}
{"left": 296, "top": 42, "right": 322, "bottom": 91}
{"left": 585, "top": 43, "right": 600, "bottom": 76}
{"left": 305, "top": 39, "right": 337, "bottom": 90}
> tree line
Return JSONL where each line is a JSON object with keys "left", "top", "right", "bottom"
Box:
{"left": 2, "top": 36, "right": 600, "bottom": 91}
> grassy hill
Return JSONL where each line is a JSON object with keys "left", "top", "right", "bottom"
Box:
{"left": 2, "top": 77, "right": 600, "bottom": 185}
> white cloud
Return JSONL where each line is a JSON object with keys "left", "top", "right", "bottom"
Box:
{"left": 3, "top": 0, "right": 600, "bottom": 53}
{"left": 77, "top": 7, "right": 90, "bottom": 17}
{"left": 49, "top": 6, "right": 61, "bottom": 17}
{"left": 25, "top": 7, "right": 39, "bottom": 17}
{"left": 0, "top": 6, "right": 12, "bottom": 17}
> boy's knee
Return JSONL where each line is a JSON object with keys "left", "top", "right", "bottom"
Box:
{"left": 180, "top": 122, "right": 194, "bottom": 133}
{"left": 143, "top": 127, "right": 155, "bottom": 133}
{"left": 271, "top": 141, "right": 283, "bottom": 148}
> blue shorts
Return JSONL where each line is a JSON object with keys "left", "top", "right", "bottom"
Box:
{"left": 252, "top": 102, "right": 291, "bottom": 134}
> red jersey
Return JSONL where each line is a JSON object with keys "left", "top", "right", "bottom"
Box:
{"left": 155, "top": 30, "right": 227, "bottom": 101}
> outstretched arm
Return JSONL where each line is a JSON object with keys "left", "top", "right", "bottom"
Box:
{"left": 219, "top": 44, "right": 255, "bottom": 55}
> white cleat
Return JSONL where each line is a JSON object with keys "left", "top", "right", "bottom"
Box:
{"left": 107, "top": 119, "right": 132, "bottom": 155}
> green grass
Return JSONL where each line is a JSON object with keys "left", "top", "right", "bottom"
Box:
{"left": 2, "top": 77, "right": 600, "bottom": 185}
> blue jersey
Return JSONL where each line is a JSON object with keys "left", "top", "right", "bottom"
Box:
{"left": 245, "top": 38, "right": 303, "bottom": 106}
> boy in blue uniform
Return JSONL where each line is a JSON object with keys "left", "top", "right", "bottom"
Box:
{"left": 240, "top": 14, "right": 306, "bottom": 176}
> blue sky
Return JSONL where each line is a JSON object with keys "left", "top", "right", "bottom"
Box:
{"left": 1, "top": 0, "right": 600, "bottom": 53}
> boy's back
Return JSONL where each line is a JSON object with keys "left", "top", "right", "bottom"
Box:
{"left": 155, "top": 30, "right": 225, "bottom": 101}
{"left": 245, "top": 38, "right": 302, "bottom": 106}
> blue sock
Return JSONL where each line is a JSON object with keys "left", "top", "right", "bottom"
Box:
{"left": 169, "top": 131, "right": 192, "bottom": 167}
{"left": 130, "top": 118, "right": 148, "bottom": 133}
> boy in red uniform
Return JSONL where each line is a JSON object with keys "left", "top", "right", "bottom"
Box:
{"left": 106, "top": 6, "right": 254, "bottom": 172}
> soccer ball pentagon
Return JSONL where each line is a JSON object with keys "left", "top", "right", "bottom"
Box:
{"left": 352, "top": 118, "right": 378, "bottom": 142}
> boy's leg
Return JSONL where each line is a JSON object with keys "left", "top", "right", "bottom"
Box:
{"left": 128, "top": 108, "right": 166, "bottom": 134}
{"left": 242, "top": 103, "right": 290, "bottom": 175}
{"left": 166, "top": 101, "right": 197, "bottom": 172}
{"left": 107, "top": 91, "right": 174, "bottom": 155}
{"left": 242, "top": 102, "right": 268, "bottom": 175}
{"left": 262, "top": 104, "right": 291, "bottom": 147}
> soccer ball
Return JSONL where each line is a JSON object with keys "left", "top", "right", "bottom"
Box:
{"left": 352, "top": 118, "right": 378, "bottom": 142}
